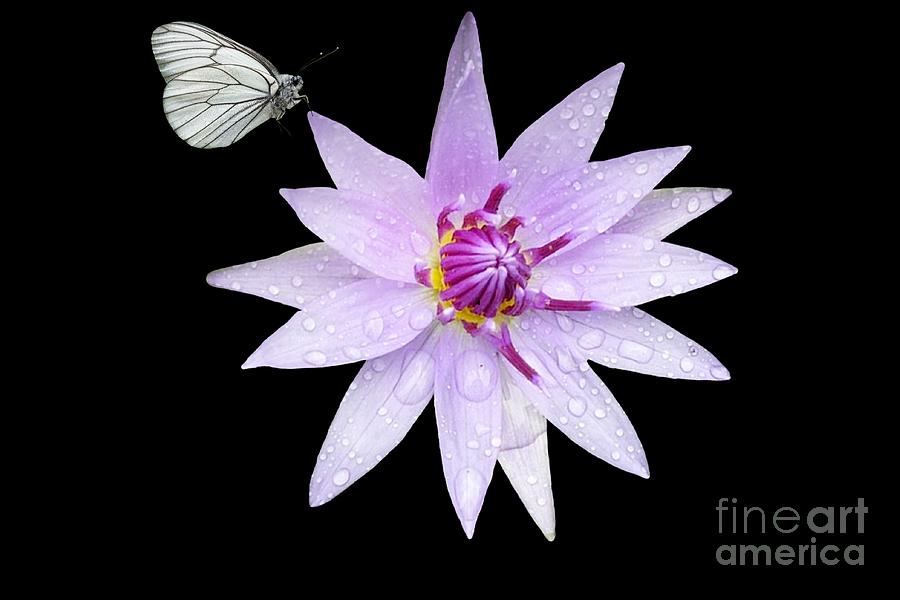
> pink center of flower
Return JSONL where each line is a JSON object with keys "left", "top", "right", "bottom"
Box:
{"left": 415, "top": 182, "right": 620, "bottom": 387}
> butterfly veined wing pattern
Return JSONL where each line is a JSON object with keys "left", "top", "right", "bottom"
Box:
{"left": 152, "top": 22, "right": 305, "bottom": 149}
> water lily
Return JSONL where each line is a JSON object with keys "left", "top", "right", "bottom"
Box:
{"left": 207, "top": 12, "right": 736, "bottom": 540}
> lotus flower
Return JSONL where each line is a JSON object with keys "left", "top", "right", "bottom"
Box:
{"left": 207, "top": 12, "right": 736, "bottom": 540}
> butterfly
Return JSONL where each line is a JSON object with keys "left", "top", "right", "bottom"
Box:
{"left": 152, "top": 22, "right": 332, "bottom": 149}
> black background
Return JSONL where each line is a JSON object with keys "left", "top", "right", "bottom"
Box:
{"left": 116, "top": 1, "right": 880, "bottom": 585}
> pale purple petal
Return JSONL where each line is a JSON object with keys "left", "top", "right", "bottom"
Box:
{"left": 307, "top": 112, "right": 433, "bottom": 232}
{"left": 425, "top": 12, "right": 498, "bottom": 216}
{"left": 513, "top": 147, "right": 691, "bottom": 252}
{"left": 434, "top": 327, "right": 502, "bottom": 538}
{"left": 508, "top": 315, "right": 649, "bottom": 478}
{"left": 280, "top": 187, "right": 438, "bottom": 284}
{"left": 242, "top": 278, "right": 435, "bottom": 369}
{"left": 309, "top": 327, "right": 439, "bottom": 506}
{"left": 532, "top": 233, "right": 737, "bottom": 307}
{"left": 608, "top": 187, "right": 732, "bottom": 240}
{"left": 206, "top": 243, "right": 373, "bottom": 309}
{"left": 498, "top": 365, "right": 556, "bottom": 540}
{"left": 527, "top": 309, "right": 730, "bottom": 381}
{"left": 500, "top": 63, "right": 624, "bottom": 208}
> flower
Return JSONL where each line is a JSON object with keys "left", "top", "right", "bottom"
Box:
{"left": 207, "top": 12, "right": 736, "bottom": 540}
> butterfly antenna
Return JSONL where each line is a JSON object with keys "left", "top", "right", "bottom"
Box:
{"left": 298, "top": 47, "right": 340, "bottom": 73}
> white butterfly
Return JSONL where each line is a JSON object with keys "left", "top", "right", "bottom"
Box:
{"left": 152, "top": 22, "right": 308, "bottom": 149}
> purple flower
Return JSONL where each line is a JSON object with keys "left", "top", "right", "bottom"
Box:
{"left": 207, "top": 12, "right": 736, "bottom": 540}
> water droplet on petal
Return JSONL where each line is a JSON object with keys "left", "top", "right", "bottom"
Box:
{"left": 582, "top": 103, "right": 596, "bottom": 116}
{"left": 680, "top": 357, "right": 695, "bottom": 372}
{"left": 555, "top": 313, "right": 574, "bottom": 333}
{"left": 268, "top": 285, "right": 280, "bottom": 295}
{"left": 571, "top": 263, "right": 586, "bottom": 275}
{"left": 711, "top": 365, "right": 730, "bottom": 380}
{"left": 593, "top": 408, "right": 607, "bottom": 419}
{"left": 363, "top": 310, "right": 384, "bottom": 341}
{"left": 304, "top": 351, "right": 327, "bottom": 366}
{"left": 650, "top": 273, "right": 666, "bottom": 287}
{"left": 713, "top": 265, "right": 735, "bottom": 280}
{"left": 332, "top": 468, "right": 350, "bottom": 486}
{"left": 659, "top": 254, "right": 672, "bottom": 267}
{"left": 454, "top": 468, "right": 486, "bottom": 520}
{"left": 555, "top": 347, "right": 576, "bottom": 373}
{"left": 642, "top": 238, "right": 655, "bottom": 251}
{"left": 410, "top": 231, "right": 432, "bottom": 256}
{"left": 568, "top": 117, "right": 581, "bottom": 131}
{"left": 302, "top": 317, "right": 316, "bottom": 332}
{"left": 409, "top": 308, "right": 433, "bottom": 330}
{"left": 396, "top": 352, "right": 436, "bottom": 404}
{"left": 578, "top": 331, "right": 605, "bottom": 350}
{"left": 687, "top": 197, "right": 701, "bottom": 213}
{"left": 230, "top": 281, "right": 241, "bottom": 290}
{"left": 560, "top": 107, "right": 574, "bottom": 119}
{"left": 291, "top": 276, "right": 303, "bottom": 287}
{"left": 567, "top": 397, "right": 586, "bottom": 417}
{"left": 635, "top": 162, "right": 649, "bottom": 175}
{"left": 343, "top": 346, "right": 361, "bottom": 360}
{"left": 353, "top": 239, "right": 366, "bottom": 254}
{"left": 617, "top": 340, "right": 653, "bottom": 364}
{"left": 455, "top": 351, "right": 497, "bottom": 402}
{"left": 391, "top": 304, "right": 406, "bottom": 318}
{"left": 615, "top": 428, "right": 624, "bottom": 437}
{"left": 377, "top": 406, "right": 388, "bottom": 416}
{"left": 527, "top": 475, "right": 538, "bottom": 485}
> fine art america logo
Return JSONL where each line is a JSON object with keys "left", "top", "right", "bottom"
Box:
{"left": 715, "top": 498, "right": 866, "bottom": 566}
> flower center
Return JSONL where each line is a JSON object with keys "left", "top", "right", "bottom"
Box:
{"left": 415, "top": 183, "right": 618, "bottom": 387}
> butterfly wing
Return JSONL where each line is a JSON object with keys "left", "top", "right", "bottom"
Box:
{"left": 152, "top": 22, "right": 281, "bottom": 148}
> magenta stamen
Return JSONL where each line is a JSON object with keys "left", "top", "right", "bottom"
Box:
{"left": 437, "top": 197, "right": 464, "bottom": 239}
{"left": 483, "top": 182, "right": 511, "bottom": 214}
{"left": 529, "top": 291, "right": 621, "bottom": 312}
{"left": 523, "top": 230, "right": 578, "bottom": 266}
{"left": 499, "top": 217, "right": 523, "bottom": 237}
{"left": 483, "top": 324, "right": 542, "bottom": 385}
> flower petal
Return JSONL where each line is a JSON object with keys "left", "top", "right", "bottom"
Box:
{"left": 500, "top": 63, "right": 624, "bottom": 208}
{"left": 309, "top": 327, "right": 439, "bottom": 506}
{"left": 307, "top": 112, "right": 433, "bottom": 232}
{"left": 434, "top": 326, "right": 502, "bottom": 538}
{"left": 206, "top": 243, "right": 373, "bottom": 309}
{"left": 498, "top": 365, "right": 556, "bottom": 541}
{"left": 508, "top": 315, "right": 649, "bottom": 478}
{"left": 281, "top": 187, "right": 438, "bottom": 284}
{"left": 527, "top": 309, "right": 730, "bottom": 381}
{"left": 425, "top": 12, "right": 498, "bottom": 216}
{"left": 608, "top": 187, "right": 732, "bottom": 240}
{"left": 242, "top": 278, "right": 435, "bottom": 369}
{"left": 532, "top": 233, "right": 737, "bottom": 307}
{"left": 513, "top": 147, "right": 691, "bottom": 252}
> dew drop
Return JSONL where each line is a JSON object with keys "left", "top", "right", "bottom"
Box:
{"left": 571, "top": 263, "right": 586, "bottom": 275}
{"left": 649, "top": 273, "right": 666, "bottom": 287}
{"left": 291, "top": 276, "right": 303, "bottom": 287}
{"left": 332, "top": 468, "right": 350, "bottom": 486}
{"left": 466, "top": 440, "right": 480, "bottom": 449}
{"left": 582, "top": 103, "right": 596, "bottom": 116}
{"left": 391, "top": 304, "right": 406, "bottom": 318}
{"left": 578, "top": 331, "right": 605, "bottom": 350}
{"left": 410, "top": 231, "right": 432, "bottom": 256}
{"left": 301, "top": 317, "right": 316, "bottom": 332}
{"left": 268, "top": 285, "right": 280, "bottom": 296}
{"left": 567, "top": 397, "right": 586, "bottom": 417}
{"left": 711, "top": 365, "right": 730, "bottom": 380}
{"left": 409, "top": 308, "right": 433, "bottom": 330}
{"left": 615, "top": 428, "right": 624, "bottom": 437}
{"left": 353, "top": 239, "right": 366, "bottom": 254}
{"left": 455, "top": 350, "right": 497, "bottom": 402}
{"left": 363, "top": 310, "right": 384, "bottom": 341}
{"left": 617, "top": 340, "right": 653, "bottom": 364}
{"left": 377, "top": 406, "right": 388, "bottom": 416}
{"left": 593, "top": 408, "right": 606, "bottom": 419}
{"left": 612, "top": 451, "right": 621, "bottom": 461}
{"left": 712, "top": 265, "right": 735, "bottom": 280}
{"left": 490, "top": 436, "right": 502, "bottom": 448}
{"left": 590, "top": 88, "right": 601, "bottom": 99}
{"left": 454, "top": 469, "right": 486, "bottom": 520}
{"left": 679, "top": 357, "right": 695, "bottom": 373}
{"left": 560, "top": 107, "right": 574, "bottom": 119}
{"left": 555, "top": 347, "right": 577, "bottom": 373}
{"left": 555, "top": 313, "right": 574, "bottom": 333}
{"left": 659, "top": 254, "right": 672, "bottom": 267}
{"left": 325, "top": 324, "right": 336, "bottom": 334}
{"left": 230, "top": 281, "right": 241, "bottom": 290}
{"left": 527, "top": 475, "right": 538, "bottom": 485}
{"left": 304, "top": 351, "right": 327, "bottom": 366}
{"left": 343, "top": 346, "right": 361, "bottom": 360}
{"left": 396, "top": 352, "right": 435, "bottom": 404}
{"left": 635, "top": 162, "right": 649, "bottom": 175}
{"left": 687, "top": 197, "right": 701, "bottom": 213}
{"left": 568, "top": 117, "right": 581, "bottom": 131}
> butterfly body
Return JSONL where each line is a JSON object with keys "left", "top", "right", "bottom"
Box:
{"left": 152, "top": 22, "right": 306, "bottom": 148}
